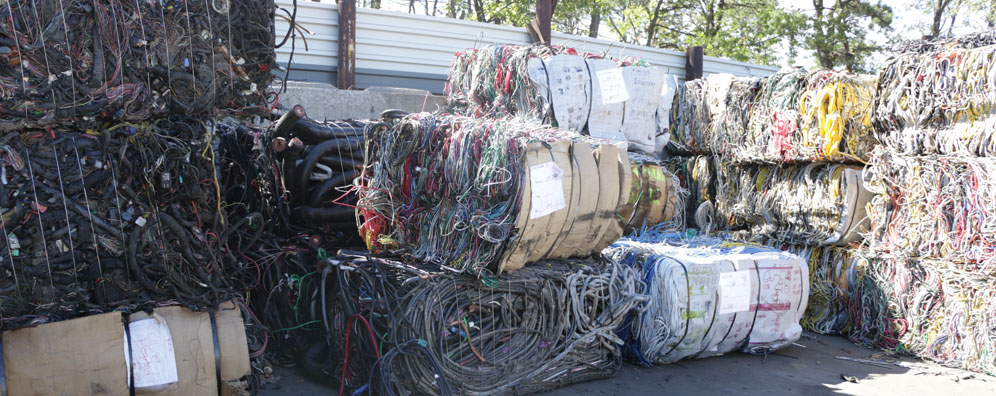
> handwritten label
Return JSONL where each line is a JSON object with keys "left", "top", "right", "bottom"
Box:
{"left": 125, "top": 318, "right": 179, "bottom": 389}
{"left": 622, "top": 67, "right": 665, "bottom": 151}
{"left": 529, "top": 162, "right": 566, "bottom": 219}
{"left": 596, "top": 68, "right": 629, "bottom": 104}
{"left": 718, "top": 270, "right": 751, "bottom": 315}
{"left": 587, "top": 58, "right": 626, "bottom": 142}
{"left": 545, "top": 55, "right": 591, "bottom": 132}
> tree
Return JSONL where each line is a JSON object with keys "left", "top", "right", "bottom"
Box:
{"left": 599, "top": 0, "right": 806, "bottom": 65}
{"left": 913, "top": 0, "right": 995, "bottom": 36}
{"left": 806, "top": 0, "right": 892, "bottom": 73}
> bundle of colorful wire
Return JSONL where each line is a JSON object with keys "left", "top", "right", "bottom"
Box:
{"left": 446, "top": 44, "right": 674, "bottom": 153}
{"left": 849, "top": 254, "right": 996, "bottom": 374}
{"left": 667, "top": 74, "right": 737, "bottom": 155}
{"left": 864, "top": 148, "right": 996, "bottom": 269}
{"left": 445, "top": 44, "right": 557, "bottom": 121}
{"left": 670, "top": 68, "right": 877, "bottom": 163}
{"left": 873, "top": 36, "right": 996, "bottom": 156}
{"left": 390, "top": 257, "right": 647, "bottom": 395}
{"left": 605, "top": 235, "right": 809, "bottom": 365}
{"left": 713, "top": 162, "right": 872, "bottom": 245}
{"left": 778, "top": 245, "right": 863, "bottom": 335}
{"left": 663, "top": 155, "right": 716, "bottom": 230}
{"left": 358, "top": 113, "right": 642, "bottom": 275}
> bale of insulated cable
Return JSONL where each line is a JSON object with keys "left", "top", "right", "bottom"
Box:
{"left": 713, "top": 161, "right": 873, "bottom": 246}
{"left": 621, "top": 153, "right": 687, "bottom": 234}
{"left": 605, "top": 234, "right": 809, "bottom": 366}
{"left": 864, "top": 148, "right": 996, "bottom": 269}
{"left": 358, "top": 112, "right": 635, "bottom": 276}
{"left": 727, "top": 69, "right": 876, "bottom": 163}
{"left": 778, "top": 245, "right": 862, "bottom": 335}
{"left": 873, "top": 33, "right": 996, "bottom": 156}
{"left": 849, "top": 254, "right": 996, "bottom": 374}
{"left": 0, "top": 118, "right": 259, "bottom": 330}
{"left": 670, "top": 68, "right": 877, "bottom": 163}
{"left": 388, "top": 256, "right": 647, "bottom": 395}
{"left": 663, "top": 155, "right": 715, "bottom": 231}
{"left": 0, "top": 0, "right": 277, "bottom": 130}
{"left": 267, "top": 105, "right": 367, "bottom": 239}
{"left": 667, "top": 74, "right": 737, "bottom": 155}
{"left": 445, "top": 44, "right": 562, "bottom": 121}
{"left": 445, "top": 44, "right": 670, "bottom": 153}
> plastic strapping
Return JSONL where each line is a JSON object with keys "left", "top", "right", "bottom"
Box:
{"left": 210, "top": 311, "right": 222, "bottom": 396}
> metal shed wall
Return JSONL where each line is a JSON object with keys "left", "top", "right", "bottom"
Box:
{"left": 274, "top": 1, "right": 780, "bottom": 94}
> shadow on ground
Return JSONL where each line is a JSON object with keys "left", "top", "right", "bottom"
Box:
{"left": 260, "top": 333, "right": 996, "bottom": 396}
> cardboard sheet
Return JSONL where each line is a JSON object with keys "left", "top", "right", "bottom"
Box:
{"left": 553, "top": 142, "right": 600, "bottom": 258}
{"left": 1, "top": 302, "right": 249, "bottom": 396}
{"left": 530, "top": 140, "right": 573, "bottom": 262}
{"left": 3, "top": 312, "right": 127, "bottom": 396}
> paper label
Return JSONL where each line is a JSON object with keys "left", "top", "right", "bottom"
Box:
{"left": 718, "top": 270, "right": 751, "bottom": 315}
{"left": 621, "top": 67, "right": 665, "bottom": 151}
{"left": 125, "top": 318, "right": 179, "bottom": 389}
{"left": 546, "top": 55, "right": 591, "bottom": 132}
{"left": 587, "top": 59, "right": 626, "bottom": 142}
{"left": 529, "top": 162, "right": 566, "bottom": 219}
{"left": 596, "top": 68, "right": 629, "bottom": 104}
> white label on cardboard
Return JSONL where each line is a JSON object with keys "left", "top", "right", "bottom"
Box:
{"left": 125, "top": 317, "right": 179, "bottom": 389}
{"left": 596, "top": 68, "right": 629, "bottom": 104}
{"left": 718, "top": 270, "right": 751, "bottom": 315}
{"left": 529, "top": 162, "right": 566, "bottom": 219}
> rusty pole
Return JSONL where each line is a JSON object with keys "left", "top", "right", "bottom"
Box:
{"left": 337, "top": 0, "right": 356, "bottom": 89}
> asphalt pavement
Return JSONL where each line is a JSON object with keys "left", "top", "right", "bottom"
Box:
{"left": 259, "top": 333, "right": 996, "bottom": 395}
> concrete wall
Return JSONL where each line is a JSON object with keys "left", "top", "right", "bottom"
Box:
{"left": 273, "top": 82, "right": 446, "bottom": 120}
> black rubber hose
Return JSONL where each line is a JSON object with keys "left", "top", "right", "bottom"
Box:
{"left": 294, "top": 139, "right": 365, "bottom": 200}
{"left": 309, "top": 169, "right": 359, "bottom": 207}
{"left": 290, "top": 120, "right": 364, "bottom": 143}
{"left": 290, "top": 206, "right": 355, "bottom": 224}
{"left": 274, "top": 105, "right": 306, "bottom": 139}
{"left": 317, "top": 156, "right": 364, "bottom": 170}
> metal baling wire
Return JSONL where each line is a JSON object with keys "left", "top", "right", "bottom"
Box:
{"left": 4, "top": 2, "right": 29, "bottom": 122}
{"left": 51, "top": 145, "right": 80, "bottom": 286}
{"left": 70, "top": 136, "right": 107, "bottom": 297}
{"left": 24, "top": 150, "right": 56, "bottom": 292}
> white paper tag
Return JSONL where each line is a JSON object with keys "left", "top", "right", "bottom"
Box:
{"left": 125, "top": 317, "right": 179, "bottom": 389}
{"left": 596, "top": 68, "right": 629, "bottom": 104}
{"left": 529, "top": 162, "right": 566, "bottom": 219}
{"left": 718, "top": 270, "right": 751, "bottom": 315}
{"left": 135, "top": 217, "right": 147, "bottom": 227}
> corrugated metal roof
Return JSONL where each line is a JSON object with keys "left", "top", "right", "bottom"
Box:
{"left": 275, "top": 0, "right": 779, "bottom": 93}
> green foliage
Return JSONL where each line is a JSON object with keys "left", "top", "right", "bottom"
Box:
{"left": 396, "top": 0, "right": 897, "bottom": 70}
{"left": 807, "top": 0, "right": 893, "bottom": 73}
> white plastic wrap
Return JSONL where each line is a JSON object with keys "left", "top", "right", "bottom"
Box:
{"left": 607, "top": 237, "right": 809, "bottom": 365}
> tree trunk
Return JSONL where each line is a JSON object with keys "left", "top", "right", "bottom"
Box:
{"left": 930, "top": 0, "right": 953, "bottom": 37}
{"left": 813, "top": 0, "right": 834, "bottom": 69}
{"left": 473, "top": 0, "right": 487, "bottom": 22}
{"left": 589, "top": 5, "right": 600, "bottom": 38}
{"left": 447, "top": 0, "right": 458, "bottom": 17}
{"left": 645, "top": 0, "right": 664, "bottom": 46}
